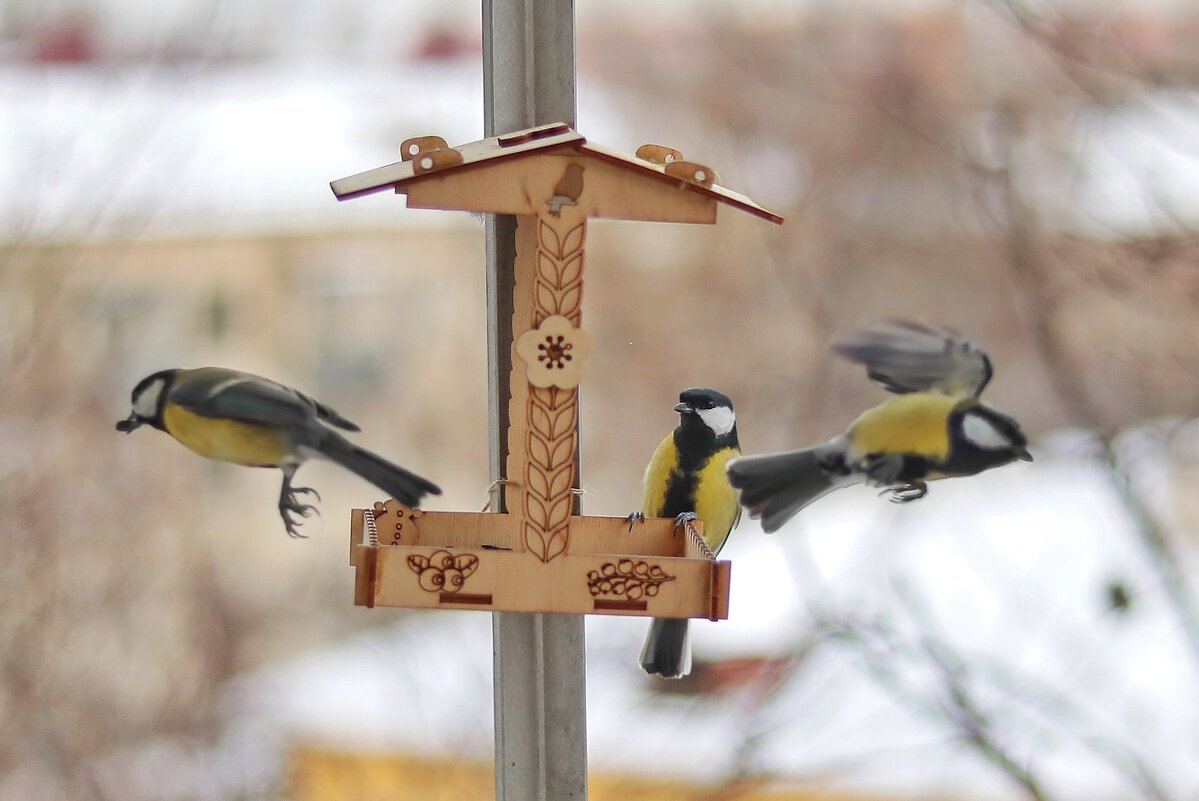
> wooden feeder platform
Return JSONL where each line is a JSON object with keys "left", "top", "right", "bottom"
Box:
{"left": 350, "top": 501, "right": 730, "bottom": 619}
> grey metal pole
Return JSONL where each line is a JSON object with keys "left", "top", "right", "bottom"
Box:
{"left": 482, "top": 2, "right": 587, "bottom": 800}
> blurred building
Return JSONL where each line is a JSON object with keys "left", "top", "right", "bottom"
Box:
{"left": 2, "top": 2, "right": 1199, "bottom": 801}
{"left": 287, "top": 749, "right": 901, "bottom": 801}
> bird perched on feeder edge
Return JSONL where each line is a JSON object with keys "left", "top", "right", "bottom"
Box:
{"left": 727, "top": 321, "right": 1031, "bottom": 533}
{"left": 630, "top": 387, "right": 741, "bottom": 679}
{"left": 116, "top": 367, "right": 441, "bottom": 537}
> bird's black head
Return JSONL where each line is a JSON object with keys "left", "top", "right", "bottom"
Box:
{"left": 674, "top": 387, "right": 737, "bottom": 445}
{"left": 116, "top": 369, "right": 179, "bottom": 434}
{"left": 955, "top": 403, "right": 1032, "bottom": 466}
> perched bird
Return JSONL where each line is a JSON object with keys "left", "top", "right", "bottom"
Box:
{"left": 727, "top": 321, "right": 1031, "bottom": 533}
{"left": 631, "top": 388, "right": 741, "bottom": 678}
{"left": 116, "top": 367, "right": 441, "bottom": 537}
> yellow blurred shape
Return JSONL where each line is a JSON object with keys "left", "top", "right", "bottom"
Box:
{"left": 288, "top": 745, "right": 912, "bottom": 801}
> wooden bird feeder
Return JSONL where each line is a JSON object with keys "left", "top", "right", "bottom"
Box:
{"left": 332, "top": 123, "right": 782, "bottom": 620}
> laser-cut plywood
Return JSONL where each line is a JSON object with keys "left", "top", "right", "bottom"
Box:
{"left": 332, "top": 124, "right": 782, "bottom": 619}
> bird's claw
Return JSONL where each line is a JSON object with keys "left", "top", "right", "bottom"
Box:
{"left": 291, "top": 485, "right": 321, "bottom": 503}
{"left": 674, "top": 511, "right": 699, "bottom": 529}
{"left": 280, "top": 506, "right": 319, "bottom": 537}
{"left": 279, "top": 509, "right": 310, "bottom": 539}
{"left": 279, "top": 489, "right": 322, "bottom": 538}
{"left": 884, "top": 482, "right": 928, "bottom": 504}
{"left": 626, "top": 511, "right": 644, "bottom": 533}
{"left": 288, "top": 502, "right": 320, "bottom": 518}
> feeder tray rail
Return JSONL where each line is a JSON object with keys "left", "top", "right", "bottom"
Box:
{"left": 349, "top": 501, "right": 731, "bottom": 620}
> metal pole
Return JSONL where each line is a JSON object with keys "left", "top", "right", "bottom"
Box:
{"left": 483, "top": 3, "right": 586, "bottom": 801}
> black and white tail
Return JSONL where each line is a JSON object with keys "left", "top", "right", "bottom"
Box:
{"left": 318, "top": 433, "right": 442, "bottom": 508}
{"left": 727, "top": 446, "right": 849, "bottom": 533}
{"left": 640, "top": 618, "right": 691, "bottom": 679}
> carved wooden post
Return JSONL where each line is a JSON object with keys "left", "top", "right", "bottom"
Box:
{"left": 508, "top": 195, "right": 590, "bottom": 561}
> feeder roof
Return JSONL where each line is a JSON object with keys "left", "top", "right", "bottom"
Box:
{"left": 330, "top": 122, "right": 783, "bottom": 225}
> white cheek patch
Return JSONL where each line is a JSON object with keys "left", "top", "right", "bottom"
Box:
{"left": 962, "top": 413, "right": 1009, "bottom": 450}
{"left": 133, "top": 379, "right": 164, "bottom": 417}
{"left": 696, "top": 405, "right": 736, "bottom": 437}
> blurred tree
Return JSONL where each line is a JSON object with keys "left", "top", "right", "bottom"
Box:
{"left": 585, "top": 2, "right": 1199, "bottom": 798}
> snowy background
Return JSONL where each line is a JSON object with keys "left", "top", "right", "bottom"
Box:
{"left": 2, "top": 1, "right": 1199, "bottom": 800}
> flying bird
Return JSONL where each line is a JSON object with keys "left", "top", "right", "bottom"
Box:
{"left": 116, "top": 367, "right": 441, "bottom": 537}
{"left": 728, "top": 321, "right": 1031, "bottom": 533}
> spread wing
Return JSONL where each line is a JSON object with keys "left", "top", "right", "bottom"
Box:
{"left": 169, "top": 367, "right": 361, "bottom": 431}
{"left": 832, "top": 321, "right": 993, "bottom": 398}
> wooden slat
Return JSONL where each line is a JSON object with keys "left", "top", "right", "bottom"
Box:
{"left": 580, "top": 140, "right": 784, "bottom": 225}
{"left": 330, "top": 127, "right": 583, "bottom": 200}
{"left": 350, "top": 507, "right": 730, "bottom": 619}
{"left": 349, "top": 506, "right": 362, "bottom": 566}
{"left": 364, "top": 545, "right": 729, "bottom": 620}
{"left": 362, "top": 504, "right": 706, "bottom": 557}
{"left": 404, "top": 154, "right": 716, "bottom": 223}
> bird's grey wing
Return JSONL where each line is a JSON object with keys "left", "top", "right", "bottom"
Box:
{"left": 297, "top": 392, "right": 360, "bottom": 431}
{"left": 169, "top": 368, "right": 360, "bottom": 432}
{"left": 832, "top": 320, "right": 992, "bottom": 398}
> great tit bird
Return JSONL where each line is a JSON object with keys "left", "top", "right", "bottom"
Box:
{"left": 116, "top": 367, "right": 441, "bottom": 537}
{"left": 631, "top": 388, "right": 741, "bottom": 679}
{"left": 727, "top": 321, "right": 1031, "bottom": 533}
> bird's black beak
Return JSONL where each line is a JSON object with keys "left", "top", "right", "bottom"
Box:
{"left": 674, "top": 402, "right": 695, "bottom": 415}
{"left": 116, "top": 415, "right": 142, "bottom": 433}
{"left": 1016, "top": 447, "right": 1033, "bottom": 462}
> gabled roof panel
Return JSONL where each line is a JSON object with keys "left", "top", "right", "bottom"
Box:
{"left": 577, "top": 141, "right": 782, "bottom": 225}
{"left": 330, "top": 123, "right": 783, "bottom": 225}
{"left": 330, "top": 123, "right": 582, "bottom": 201}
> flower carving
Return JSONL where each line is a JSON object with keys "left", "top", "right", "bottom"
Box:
{"left": 406, "top": 550, "right": 479, "bottom": 594}
{"left": 515, "top": 315, "right": 593, "bottom": 389}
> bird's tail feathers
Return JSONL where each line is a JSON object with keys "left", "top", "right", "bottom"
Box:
{"left": 727, "top": 446, "right": 849, "bottom": 533}
{"left": 318, "top": 434, "right": 442, "bottom": 508}
{"left": 639, "top": 618, "right": 691, "bottom": 679}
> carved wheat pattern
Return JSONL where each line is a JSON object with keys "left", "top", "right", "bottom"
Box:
{"left": 534, "top": 218, "right": 585, "bottom": 326}
{"left": 523, "top": 214, "right": 586, "bottom": 561}
{"left": 524, "top": 386, "right": 578, "bottom": 561}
